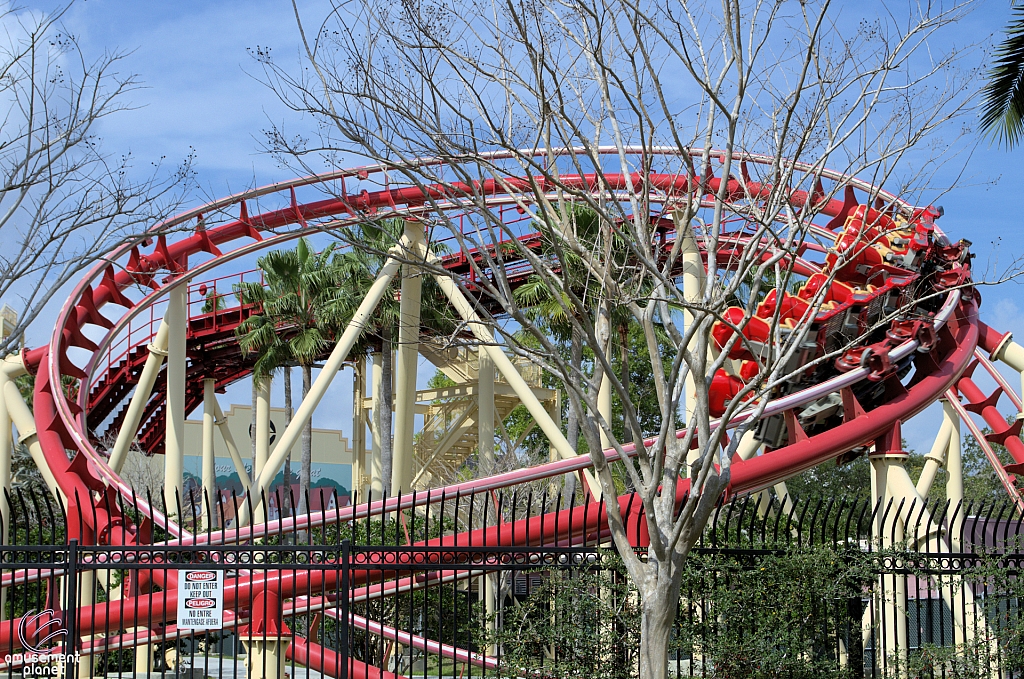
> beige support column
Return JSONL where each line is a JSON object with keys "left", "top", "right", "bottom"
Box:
{"left": 945, "top": 399, "right": 965, "bottom": 550}
{"left": 130, "top": 571, "right": 153, "bottom": 674}
{"left": 392, "top": 219, "right": 426, "bottom": 496}
{"left": 352, "top": 361, "right": 367, "bottom": 500}
{"left": 479, "top": 346, "right": 495, "bottom": 476}
{"left": 943, "top": 405, "right": 991, "bottom": 654}
{"left": 734, "top": 430, "right": 760, "bottom": 461}
{"left": 675, "top": 211, "right": 705, "bottom": 466}
{"left": 546, "top": 394, "right": 564, "bottom": 498}
{"left": 992, "top": 335, "right": 1024, "bottom": 403}
{"left": 427, "top": 252, "right": 601, "bottom": 499}
{"left": 888, "top": 512, "right": 909, "bottom": 676}
{"left": 4, "top": 373, "right": 65, "bottom": 649}
{"left": 212, "top": 398, "right": 250, "bottom": 493}
{"left": 164, "top": 286, "right": 187, "bottom": 516}
{"left": 948, "top": 432, "right": 968, "bottom": 648}
{"left": 109, "top": 320, "right": 169, "bottom": 473}
{"left": 870, "top": 452, "right": 883, "bottom": 526}
{"left": 885, "top": 463, "right": 941, "bottom": 547}
{"left": 202, "top": 378, "right": 217, "bottom": 528}
{"left": 916, "top": 408, "right": 953, "bottom": 500}
{"left": 239, "top": 244, "right": 406, "bottom": 526}
{"left": 370, "top": 352, "right": 384, "bottom": 500}
{"left": 869, "top": 451, "right": 908, "bottom": 676}
{"left": 241, "top": 639, "right": 291, "bottom": 679}
{"left": 484, "top": 573, "right": 497, "bottom": 656}
{"left": 254, "top": 376, "right": 272, "bottom": 524}
{"left": 597, "top": 340, "right": 613, "bottom": 451}
{"left": 75, "top": 573, "right": 96, "bottom": 679}
{"left": 733, "top": 431, "right": 771, "bottom": 515}
{"left": 4, "top": 380, "right": 61, "bottom": 499}
{"left": 134, "top": 640, "right": 152, "bottom": 676}
{"left": 773, "top": 481, "right": 795, "bottom": 515}
{"left": 887, "top": 447, "right": 992, "bottom": 656}
{"left": 478, "top": 344, "right": 497, "bottom": 653}
{"left": 868, "top": 450, "right": 901, "bottom": 675}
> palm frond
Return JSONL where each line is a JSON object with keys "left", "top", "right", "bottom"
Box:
{"left": 982, "top": 7, "right": 1024, "bottom": 147}
{"left": 234, "top": 281, "right": 268, "bottom": 305}
{"left": 296, "top": 237, "right": 311, "bottom": 266}
{"left": 237, "top": 316, "right": 280, "bottom": 356}
{"left": 291, "top": 328, "right": 330, "bottom": 363}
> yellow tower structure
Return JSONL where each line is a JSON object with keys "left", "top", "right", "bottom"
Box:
{"left": 0, "top": 305, "right": 17, "bottom": 347}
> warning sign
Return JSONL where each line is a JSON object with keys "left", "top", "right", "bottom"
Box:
{"left": 176, "top": 570, "right": 224, "bottom": 629}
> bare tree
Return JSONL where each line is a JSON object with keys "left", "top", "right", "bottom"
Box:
{"left": 257, "top": 0, "right": 982, "bottom": 675}
{"left": 97, "top": 431, "right": 163, "bottom": 497}
{"left": 0, "top": 2, "right": 194, "bottom": 356}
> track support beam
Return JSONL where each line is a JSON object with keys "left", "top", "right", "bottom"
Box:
{"left": 239, "top": 239, "right": 408, "bottom": 526}
{"left": 675, "top": 211, "right": 706, "bottom": 466}
{"left": 425, "top": 250, "right": 602, "bottom": 499}
{"left": 3, "top": 379, "right": 61, "bottom": 500}
{"left": 164, "top": 286, "right": 187, "bottom": 515}
{"left": 370, "top": 353, "right": 384, "bottom": 500}
{"left": 479, "top": 345, "right": 495, "bottom": 477}
{"left": 255, "top": 375, "right": 272, "bottom": 525}
{"left": 212, "top": 398, "right": 250, "bottom": 494}
{"left": 109, "top": 320, "right": 169, "bottom": 474}
{"left": 393, "top": 218, "right": 426, "bottom": 496}
{"left": 945, "top": 399, "right": 964, "bottom": 549}
{"left": 202, "top": 378, "right": 217, "bottom": 528}
{"left": 598, "top": 337, "right": 612, "bottom": 451}
{"left": 352, "top": 361, "right": 366, "bottom": 499}
{"left": 915, "top": 402, "right": 953, "bottom": 499}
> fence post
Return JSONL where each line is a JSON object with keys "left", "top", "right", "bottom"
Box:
{"left": 341, "top": 538, "right": 350, "bottom": 679}
{"left": 64, "top": 539, "right": 79, "bottom": 678}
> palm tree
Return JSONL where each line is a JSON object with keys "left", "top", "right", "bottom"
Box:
{"left": 201, "top": 288, "right": 226, "bottom": 314}
{"left": 982, "top": 5, "right": 1024, "bottom": 147}
{"left": 331, "top": 224, "right": 399, "bottom": 496}
{"left": 331, "top": 219, "right": 457, "bottom": 495}
{"left": 236, "top": 237, "right": 344, "bottom": 516}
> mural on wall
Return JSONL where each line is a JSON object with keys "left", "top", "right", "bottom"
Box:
{"left": 179, "top": 404, "right": 355, "bottom": 520}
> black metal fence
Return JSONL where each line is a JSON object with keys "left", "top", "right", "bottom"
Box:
{"left": 0, "top": 487, "right": 1023, "bottom": 679}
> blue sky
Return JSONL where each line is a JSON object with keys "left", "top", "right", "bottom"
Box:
{"left": 59, "top": 0, "right": 319, "bottom": 191}
{"left": 16, "top": 0, "right": 1024, "bottom": 455}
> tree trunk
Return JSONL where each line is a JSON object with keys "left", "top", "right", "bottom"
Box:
{"left": 639, "top": 590, "right": 677, "bottom": 679}
{"left": 563, "top": 325, "right": 583, "bottom": 508}
{"left": 299, "top": 363, "right": 313, "bottom": 517}
{"left": 283, "top": 365, "right": 293, "bottom": 519}
{"left": 379, "top": 327, "right": 394, "bottom": 496}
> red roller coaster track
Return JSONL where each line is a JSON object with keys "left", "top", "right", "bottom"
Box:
{"left": 3, "top": 147, "right": 1021, "bottom": 675}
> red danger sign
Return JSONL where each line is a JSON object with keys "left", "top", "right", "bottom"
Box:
{"left": 177, "top": 569, "right": 223, "bottom": 629}
{"left": 186, "top": 572, "right": 216, "bottom": 582}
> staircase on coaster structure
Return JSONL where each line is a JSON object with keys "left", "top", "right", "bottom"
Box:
{"left": 411, "top": 340, "right": 558, "bottom": 489}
